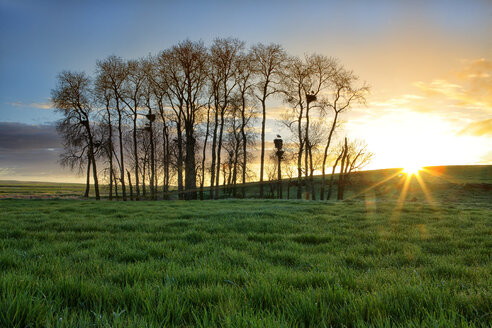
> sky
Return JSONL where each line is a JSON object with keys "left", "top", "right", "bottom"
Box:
{"left": 0, "top": 0, "right": 491, "bottom": 182}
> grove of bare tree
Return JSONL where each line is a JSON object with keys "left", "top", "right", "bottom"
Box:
{"left": 52, "top": 38, "right": 371, "bottom": 201}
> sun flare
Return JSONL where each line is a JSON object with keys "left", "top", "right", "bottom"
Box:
{"left": 402, "top": 164, "right": 422, "bottom": 175}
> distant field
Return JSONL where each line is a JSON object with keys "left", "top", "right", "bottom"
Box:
{"left": 0, "top": 165, "right": 491, "bottom": 327}
{"left": 0, "top": 180, "right": 104, "bottom": 198}
{"left": 1, "top": 165, "right": 491, "bottom": 201}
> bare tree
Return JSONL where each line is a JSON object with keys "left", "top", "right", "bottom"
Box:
{"left": 326, "top": 138, "right": 374, "bottom": 200}
{"left": 146, "top": 55, "right": 172, "bottom": 199}
{"left": 235, "top": 52, "right": 256, "bottom": 197}
{"left": 52, "top": 71, "right": 100, "bottom": 199}
{"left": 95, "top": 71, "right": 116, "bottom": 199}
{"left": 319, "top": 68, "right": 369, "bottom": 200}
{"left": 266, "top": 150, "right": 279, "bottom": 198}
{"left": 209, "top": 38, "right": 244, "bottom": 199}
{"left": 303, "top": 55, "right": 337, "bottom": 200}
{"left": 53, "top": 39, "right": 372, "bottom": 202}
{"left": 121, "top": 59, "right": 146, "bottom": 199}
{"left": 57, "top": 119, "right": 90, "bottom": 196}
{"left": 281, "top": 149, "right": 297, "bottom": 199}
{"left": 281, "top": 54, "right": 337, "bottom": 199}
{"left": 158, "top": 40, "right": 208, "bottom": 200}
{"left": 141, "top": 57, "right": 158, "bottom": 200}
{"left": 96, "top": 56, "right": 129, "bottom": 200}
{"left": 251, "top": 43, "right": 287, "bottom": 198}
{"left": 223, "top": 96, "right": 243, "bottom": 196}
{"left": 337, "top": 138, "right": 374, "bottom": 200}
{"left": 326, "top": 149, "right": 343, "bottom": 201}
{"left": 199, "top": 96, "right": 212, "bottom": 200}
{"left": 280, "top": 56, "right": 310, "bottom": 199}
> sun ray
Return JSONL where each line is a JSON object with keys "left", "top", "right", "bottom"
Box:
{"left": 419, "top": 167, "right": 460, "bottom": 185}
{"left": 413, "top": 170, "right": 444, "bottom": 221}
{"left": 391, "top": 172, "right": 412, "bottom": 222}
{"left": 414, "top": 172, "right": 436, "bottom": 205}
{"left": 346, "top": 170, "right": 402, "bottom": 201}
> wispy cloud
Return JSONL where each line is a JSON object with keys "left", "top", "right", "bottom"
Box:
{"left": 458, "top": 118, "right": 492, "bottom": 137}
{"left": 8, "top": 101, "right": 54, "bottom": 110}
{"left": 414, "top": 58, "right": 492, "bottom": 110}
{"left": 369, "top": 58, "right": 492, "bottom": 123}
{"left": 371, "top": 94, "right": 424, "bottom": 109}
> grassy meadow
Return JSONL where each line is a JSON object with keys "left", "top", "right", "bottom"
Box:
{"left": 0, "top": 166, "right": 491, "bottom": 327}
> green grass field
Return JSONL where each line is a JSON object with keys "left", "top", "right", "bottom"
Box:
{"left": 0, "top": 166, "right": 491, "bottom": 327}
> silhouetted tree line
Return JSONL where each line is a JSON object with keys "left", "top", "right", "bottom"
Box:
{"left": 52, "top": 38, "right": 371, "bottom": 201}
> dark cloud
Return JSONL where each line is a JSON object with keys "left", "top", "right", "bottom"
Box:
{"left": 0, "top": 122, "right": 74, "bottom": 181}
{"left": 0, "top": 122, "right": 61, "bottom": 150}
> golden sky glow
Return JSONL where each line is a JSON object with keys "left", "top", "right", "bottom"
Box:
{"left": 342, "top": 58, "right": 492, "bottom": 170}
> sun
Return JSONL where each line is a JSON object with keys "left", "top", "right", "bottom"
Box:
{"left": 402, "top": 164, "right": 422, "bottom": 175}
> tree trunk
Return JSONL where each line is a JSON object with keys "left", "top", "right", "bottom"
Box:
{"left": 184, "top": 121, "right": 197, "bottom": 200}
{"left": 277, "top": 154, "right": 282, "bottom": 199}
{"left": 117, "top": 100, "right": 127, "bottom": 201}
{"left": 296, "top": 106, "right": 304, "bottom": 199}
{"left": 163, "top": 126, "right": 170, "bottom": 200}
{"left": 304, "top": 102, "right": 310, "bottom": 200}
{"left": 108, "top": 164, "right": 113, "bottom": 201}
{"left": 309, "top": 143, "right": 315, "bottom": 200}
{"left": 320, "top": 111, "right": 338, "bottom": 200}
{"left": 127, "top": 170, "right": 134, "bottom": 201}
{"left": 241, "top": 96, "right": 248, "bottom": 198}
{"left": 90, "top": 149, "right": 100, "bottom": 200}
{"left": 133, "top": 116, "right": 140, "bottom": 200}
{"left": 142, "top": 157, "right": 146, "bottom": 197}
{"left": 214, "top": 109, "right": 225, "bottom": 200}
{"left": 337, "top": 138, "right": 348, "bottom": 200}
{"left": 232, "top": 134, "right": 240, "bottom": 197}
{"left": 176, "top": 119, "right": 184, "bottom": 200}
{"left": 209, "top": 110, "right": 217, "bottom": 200}
{"left": 259, "top": 98, "right": 266, "bottom": 198}
{"left": 159, "top": 104, "right": 170, "bottom": 200}
{"left": 113, "top": 167, "right": 119, "bottom": 198}
{"left": 149, "top": 116, "right": 156, "bottom": 200}
{"left": 327, "top": 152, "right": 342, "bottom": 200}
{"left": 85, "top": 122, "right": 100, "bottom": 200}
{"left": 84, "top": 155, "right": 91, "bottom": 198}
{"left": 200, "top": 106, "right": 210, "bottom": 200}
{"left": 106, "top": 105, "right": 114, "bottom": 201}
{"left": 227, "top": 160, "right": 232, "bottom": 196}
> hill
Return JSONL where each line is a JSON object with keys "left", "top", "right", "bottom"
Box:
{"left": 1, "top": 165, "right": 491, "bottom": 204}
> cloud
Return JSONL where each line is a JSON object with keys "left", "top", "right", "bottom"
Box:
{"left": 0, "top": 122, "right": 70, "bottom": 181}
{"left": 8, "top": 101, "right": 54, "bottom": 110}
{"left": 415, "top": 58, "right": 492, "bottom": 109}
{"left": 368, "top": 58, "right": 492, "bottom": 125}
{"left": 458, "top": 118, "right": 492, "bottom": 137}
{"left": 370, "top": 94, "right": 424, "bottom": 109}
{"left": 0, "top": 122, "right": 61, "bottom": 150}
